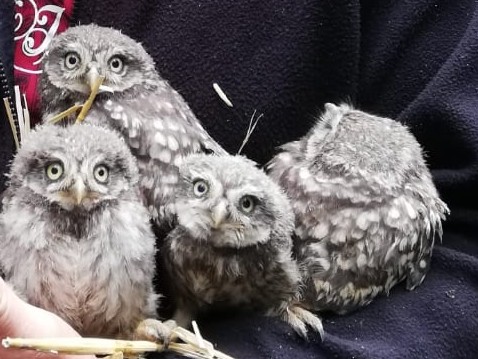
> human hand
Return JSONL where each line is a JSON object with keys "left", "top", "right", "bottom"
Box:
{"left": 0, "top": 277, "right": 95, "bottom": 359}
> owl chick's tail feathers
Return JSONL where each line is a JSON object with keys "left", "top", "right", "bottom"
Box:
{"left": 272, "top": 303, "right": 324, "bottom": 340}
{"left": 406, "top": 197, "right": 450, "bottom": 291}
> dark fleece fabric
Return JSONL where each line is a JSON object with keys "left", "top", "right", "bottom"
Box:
{"left": 1, "top": 1, "right": 478, "bottom": 358}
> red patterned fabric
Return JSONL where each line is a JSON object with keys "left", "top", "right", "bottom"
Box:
{"left": 13, "top": 0, "right": 74, "bottom": 124}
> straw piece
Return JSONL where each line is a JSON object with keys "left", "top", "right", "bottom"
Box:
{"left": 14, "top": 86, "right": 25, "bottom": 144}
{"left": 22, "top": 93, "right": 30, "bottom": 133}
{"left": 213, "top": 83, "right": 233, "bottom": 108}
{"left": 211, "top": 82, "right": 262, "bottom": 155}
{"left": 48, "top": 104, "right": 83, "bottom": 124}
{"left": 192, "top": 321, "right": 206, "bottom": 350}
{"left": 76, "top": 75, "right": 105, "bottom": 123}
{"left": 237, "top": 109, "right": 263, "bottom": 155}
{"left": 2, "top": 323, "right": 236, "bottom": 359}
{"left": 2, "top": 337, "right": 162, "bottom": 355}
{"left": 3, "top": 98, "right": 20, "bottom": 150}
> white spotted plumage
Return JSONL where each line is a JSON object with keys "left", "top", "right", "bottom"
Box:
{"left": 268, "top": 103, "right": 449, "bottom": 314}
{"left": 163, "top": 154, "right": 324, "bottom": 338}
{"left": 40, "top": 24, "right": 228, "bottom": 228}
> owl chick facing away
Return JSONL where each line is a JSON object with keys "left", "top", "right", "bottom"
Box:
{"left": 267, "top": 103, "right": 449, "bottom": 314}
{"left": 40, "top": 24, "right": 227, "bottom": 228}
{"left": 163, "top": 154, "right": 323, "bottom": 338}
{"left": 0, "top": 123, "right": 171, "bottom": 341}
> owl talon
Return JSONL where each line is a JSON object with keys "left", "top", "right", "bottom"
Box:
{"left": 281, "top": 304, "right": 324, "bottom": 340}
{"left": 134, "top": 318, "right": 176, "bottom": 348}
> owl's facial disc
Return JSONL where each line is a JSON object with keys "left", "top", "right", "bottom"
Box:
{"left": 44, "top": 160, "right": 111, "bottom": 211}
{"left": 175, "top": 171, "right": 273, "bottom": 248}
{"left": 52, "top": 49, "right": 130, "bottom": 95}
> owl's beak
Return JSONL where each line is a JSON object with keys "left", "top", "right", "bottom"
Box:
{"left": 211, "top": 200, "right": 229, "bottom": 229}
{"left": 86, "top": 66, "right": 114, "bottom": 93}
{"left": 86, "top": 66, "right": 100, "bottom": 92}
{"left": 71, "top": 178, "right": 87, "bottom": 205}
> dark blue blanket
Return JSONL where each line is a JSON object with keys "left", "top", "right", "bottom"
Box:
{"left": 1, "top": 1, "right": 478, "bottom": 358}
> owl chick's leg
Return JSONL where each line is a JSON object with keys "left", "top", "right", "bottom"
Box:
{"left": 172, "top": 307, "right": 195, "bottom": 329}
{"left": 171, "top": 298, "right": 197, "bottom": 329}
{"left": 133, "top": 318, "right": 177, "bottom": 348}
{"left": 277, "top": 303, "right": 324, "bottom": 340}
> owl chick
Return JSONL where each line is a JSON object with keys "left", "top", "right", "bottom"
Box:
{"left": 40, "top": 24, "right": 227, "bottom": 227}
{"left": 163, "top": 154, "right": 323, "bottom": 338}
{"left": 0, "top": 123, "right": 169, "bottom": 340}
{"left": 267, "top": 103, "right": 449, "bottom": 314}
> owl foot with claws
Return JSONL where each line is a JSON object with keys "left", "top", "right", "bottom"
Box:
{"left": 133, "top": 318, "right": 178, "bottom": 348}
{"left": 278, "top": 304, "right": 324, "bottom": 340}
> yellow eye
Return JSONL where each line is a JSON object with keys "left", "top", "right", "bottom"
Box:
{"left": 108, "top": 56, "right": 124, "bottom": 73}
{"left": 64, "top": 52, "right": 81, "bottom": 70}
{"left": 239, "top": 195, "right": 256, "bottom": 213}
{"left": 193, "top": 179, "right": 209, "bottom": 197}
{"left": 46, "top": 162, "right": 64, "bottom": 181}
{"left": 94, "top": 164, "right": 109, "bottom": 183}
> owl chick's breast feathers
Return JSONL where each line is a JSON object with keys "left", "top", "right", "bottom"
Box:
{"left": 164, "top": 154, "right": 297, "bottom": 305}
{"left": 267, "top": 103, "right": 449, "bottom": 313}
{"left": 0, "top": 123, "right": 159, "bottom": 338}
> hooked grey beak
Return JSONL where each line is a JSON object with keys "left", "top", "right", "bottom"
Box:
{"left": 86, "top": 65, "right": 100, "bottom": 92}
{"left": 211, "top": 200, "right": 228, "bottom": 229}
{"left": 70, "top": 177, "right": 87, "bottom": 205}
{"left": 85, "top": 65, "right": 113, "bottom": 93}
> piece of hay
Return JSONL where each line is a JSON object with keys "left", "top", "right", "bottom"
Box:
{"left": 47, "top": 75, "right": 105, "bottom": 124}
{"left": 3, "top": 85, "right": 33, "bottom": 149}
{"left": 76, "top": 75, "right": 105, "bottom": 123}
{"left": 212, "top": 82, "right": 263, "bottom": 155}
{"left": 213, "top": 83, "right": 233, "bottom": 108}
{"left": 2, "top": 98, "right": 20, "bottom": 150}
{"left": 2, "top": 321, "right": 235, "bottom": 359}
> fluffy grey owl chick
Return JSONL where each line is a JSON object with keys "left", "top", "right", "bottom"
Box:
{"left": 0, "top": 123, "right": 166, "bottom": 339}
{"left": 40, "top": 24, "right": 227, "bottom": 226}
{"left": 267, "top": 103, "right": 449, "bottom": 314}
{"left": 163, "top": 154, "right": 323, "bottom": 338}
